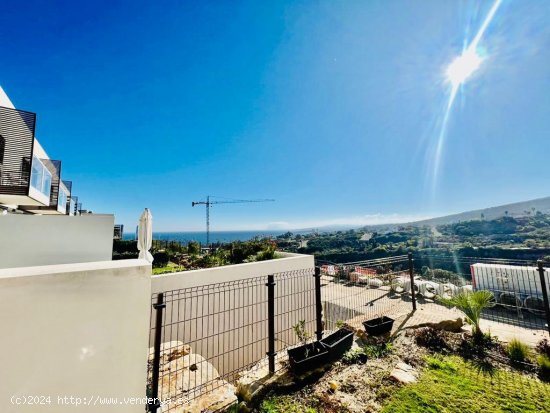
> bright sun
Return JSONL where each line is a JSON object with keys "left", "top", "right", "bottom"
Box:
{"left": 446, "top": 48, "right": 483, "bottom": 87}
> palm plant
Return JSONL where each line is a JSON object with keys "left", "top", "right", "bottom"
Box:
{"left": 438, "top": 290, "right": 495, "bottom": 340}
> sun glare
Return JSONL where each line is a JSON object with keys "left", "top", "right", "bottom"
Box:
{"left": 430, "top": 0, "right": 503, "bottom": 197}
{"left": 446, "top": 48, "right": 483, "bottom": 87}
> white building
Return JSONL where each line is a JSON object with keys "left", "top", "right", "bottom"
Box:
{"left": 0, "top": 86, "right": 114, "bottom": 268}
{"left": 0, "top": 85, "right": 75, "bottom": 214}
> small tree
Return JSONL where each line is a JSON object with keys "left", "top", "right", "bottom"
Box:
{"left": 438, "top": 290, "right": 495, "bottom": 341}
{"left": 293, "top": 320, "right": 311, "bottom": 356}
{"left": 187, "top": 241, "right": 200, "bottom": 255}
{"left": 152, "top": 251, "right": 169, "bottom": 268}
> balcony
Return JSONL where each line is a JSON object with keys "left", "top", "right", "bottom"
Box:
{"left": 59, "top": 180, "right": 72, "bottom": 214}
{"left": 21, "top": 161, "right": 77, "bottom": 215}
{"left": 28, "top": 155, "right": 55, "bottom": 205}
{"left": 0, "top": 105, "right": 75, "bottom": 214}
{"left": 0, "top": 106, "right": 37, "bottom": 205}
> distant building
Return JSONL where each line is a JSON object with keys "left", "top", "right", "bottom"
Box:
{"left": 114, "top": 224, "right": 124, "bottom": 240}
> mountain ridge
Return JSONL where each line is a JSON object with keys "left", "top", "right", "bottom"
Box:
{"left": 407, "top": 196, "right": 550, "bottom": 227}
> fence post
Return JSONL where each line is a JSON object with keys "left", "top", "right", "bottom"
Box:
{"left": 537, "top": 261, "right": 550, "bottom": 337}
{"left": 149, "top": 293, "right": 165, "bottom": 413}
{"left": 314, "top": 266, "right": 323, "bottom": 340}
{"left": 408, "top": 252, "right": 417, "bottom": 311}
{"left": 266, "top": 274, "right": 276, "bottom": 375}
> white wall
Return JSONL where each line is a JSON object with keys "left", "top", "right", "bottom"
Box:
{"left": 0, "top": 250, "right": 315, "bottom": 412}
{"left": 151, "top": 252, "right": 314, "bottom": 292}
{"left": 0, "top": 85, "right": 15, "bottom": 108}
{"left": 0, "top": 259, "right": 152, "bottom": 413}
{"left": 0, "top": 214, "right": 114, "bottom": 269}
{"left": 32, "top": 138, "right": 49, "bottom": 160}
{"left": 150, "top": 253, "right": 316, "bottom": 380}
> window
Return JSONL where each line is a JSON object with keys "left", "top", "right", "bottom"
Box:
{"left": 43, "top": 170, "right": 52, "bottom": 198}
{"left": 58, "top": 187, "right": 68, "bottom": 212}
{"left": 30, "top": 155, "right": 52, "bottom": 198}
{"left": 30, "top": 157, "right": 43, "bottom": 190}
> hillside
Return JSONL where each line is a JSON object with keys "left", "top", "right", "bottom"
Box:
{"left": 291, "top": 197, "right": 550, "bottom": 234}
{"left": 281, "top": 210, "right": 550, "bottom": 264}
{"left": 408, "top": 196, "right": 550, "bottom": 227}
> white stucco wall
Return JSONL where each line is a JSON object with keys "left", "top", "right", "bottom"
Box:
{"left": 0, "top": 85, "right": 15, "bottom": 108}
{"left": 0, "top": 214, "right": 114, "bottom": 269}
{"left": 0, "top": 259, "right": 152, "bottom": 412}
{"left": 150, "top": 253, "right": 316, "bottom": 380}
{"left": 32, "top": 138, "right": 49, "bottom": 159}
{"left": 151, "top": 252, "right": 314, "bottom": 292}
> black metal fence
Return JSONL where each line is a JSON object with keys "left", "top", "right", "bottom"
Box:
{"left": 412, "top": 254, "right": 550, "bottom": 333}
{"left": 147, "top": 269, "right": 317, "bottom": 412}
{"left": 147, "top": 255, "right": 550, "bottom": 412}
{"left": 318, "top": 255, "right": 415, "bottom": 331}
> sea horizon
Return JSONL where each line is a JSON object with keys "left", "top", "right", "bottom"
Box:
{"left": 122, "top": 229, "right": 310, "bottom": 244}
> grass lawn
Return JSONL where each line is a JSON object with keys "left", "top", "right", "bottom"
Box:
{"left": 382, "top": 356, "right": 550, "bottom": 413}
{"left": 152, "top": 262, "right": 185, "bottom": 275}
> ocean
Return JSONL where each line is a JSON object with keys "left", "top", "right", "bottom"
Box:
{"left": 123, "top": 230, "right": 293, "bottom": 244}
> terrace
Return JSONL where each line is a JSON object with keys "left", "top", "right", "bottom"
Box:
{"left": 2, "top": 234, "right": 549, "bottom": 412}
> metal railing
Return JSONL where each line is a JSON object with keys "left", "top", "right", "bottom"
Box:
{"left": 412, "top": 254, "right": 550, "bottom": 332}
{"left": 0, "top": 106, "right": 35, "bottom": 196}
{"left": 146, "top": 254, "right": 550, "bottom": 411}
{"left": 318, "top": 255, "right": 415, "bottom": 330}
{"left": 147, "top": 269, "right": 317, "bottom": 412}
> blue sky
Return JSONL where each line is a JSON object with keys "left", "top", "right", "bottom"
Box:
{"left": 1, "top": 0, "right": 549, "bottom": 231}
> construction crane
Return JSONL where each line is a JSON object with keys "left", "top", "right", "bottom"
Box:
{"left": 191, "top": 196, "right": 275, "bottom": 247}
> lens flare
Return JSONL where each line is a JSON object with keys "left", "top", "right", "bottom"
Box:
{"left": 429, "top": 0, "right": 503, "bottom": 196}
{"left": 446, "top": 49, "right": 484, "bottom": 87}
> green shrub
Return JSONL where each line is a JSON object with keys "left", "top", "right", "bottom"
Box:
{"left": 335, "top": 320, "right": 346, "bottom": 329}
{"left": 342, "top": 348, "right": 368, "bottom": 364}
{"left": 255, "top": 244, "right": 277, "bottom": 261}
{"left": 187, "top": 241, "right": 200, "bottom": 255}
{"left": 537, "top": 355, "right": 550, "bottom": 381}
{"left": 113, "top": 239, "right": 138, "bottom": 253}
{"left": 363, "top": 341, "right": 393, "bottom": 358}
{"left": 506, "top": 339, "right": 531, "bottom": 363}
{"left": 152, "top": 251, "right": 169, "bottom": 267}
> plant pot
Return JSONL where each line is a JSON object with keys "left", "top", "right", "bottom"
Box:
{"left": 320, "top": 328, "right": 355, "bottom": 360}
{"left": 287, "top": 341, "right": 329, "bottom": 375}
{"left": 363, "top": 316, "right": 394, "bottom": 336}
